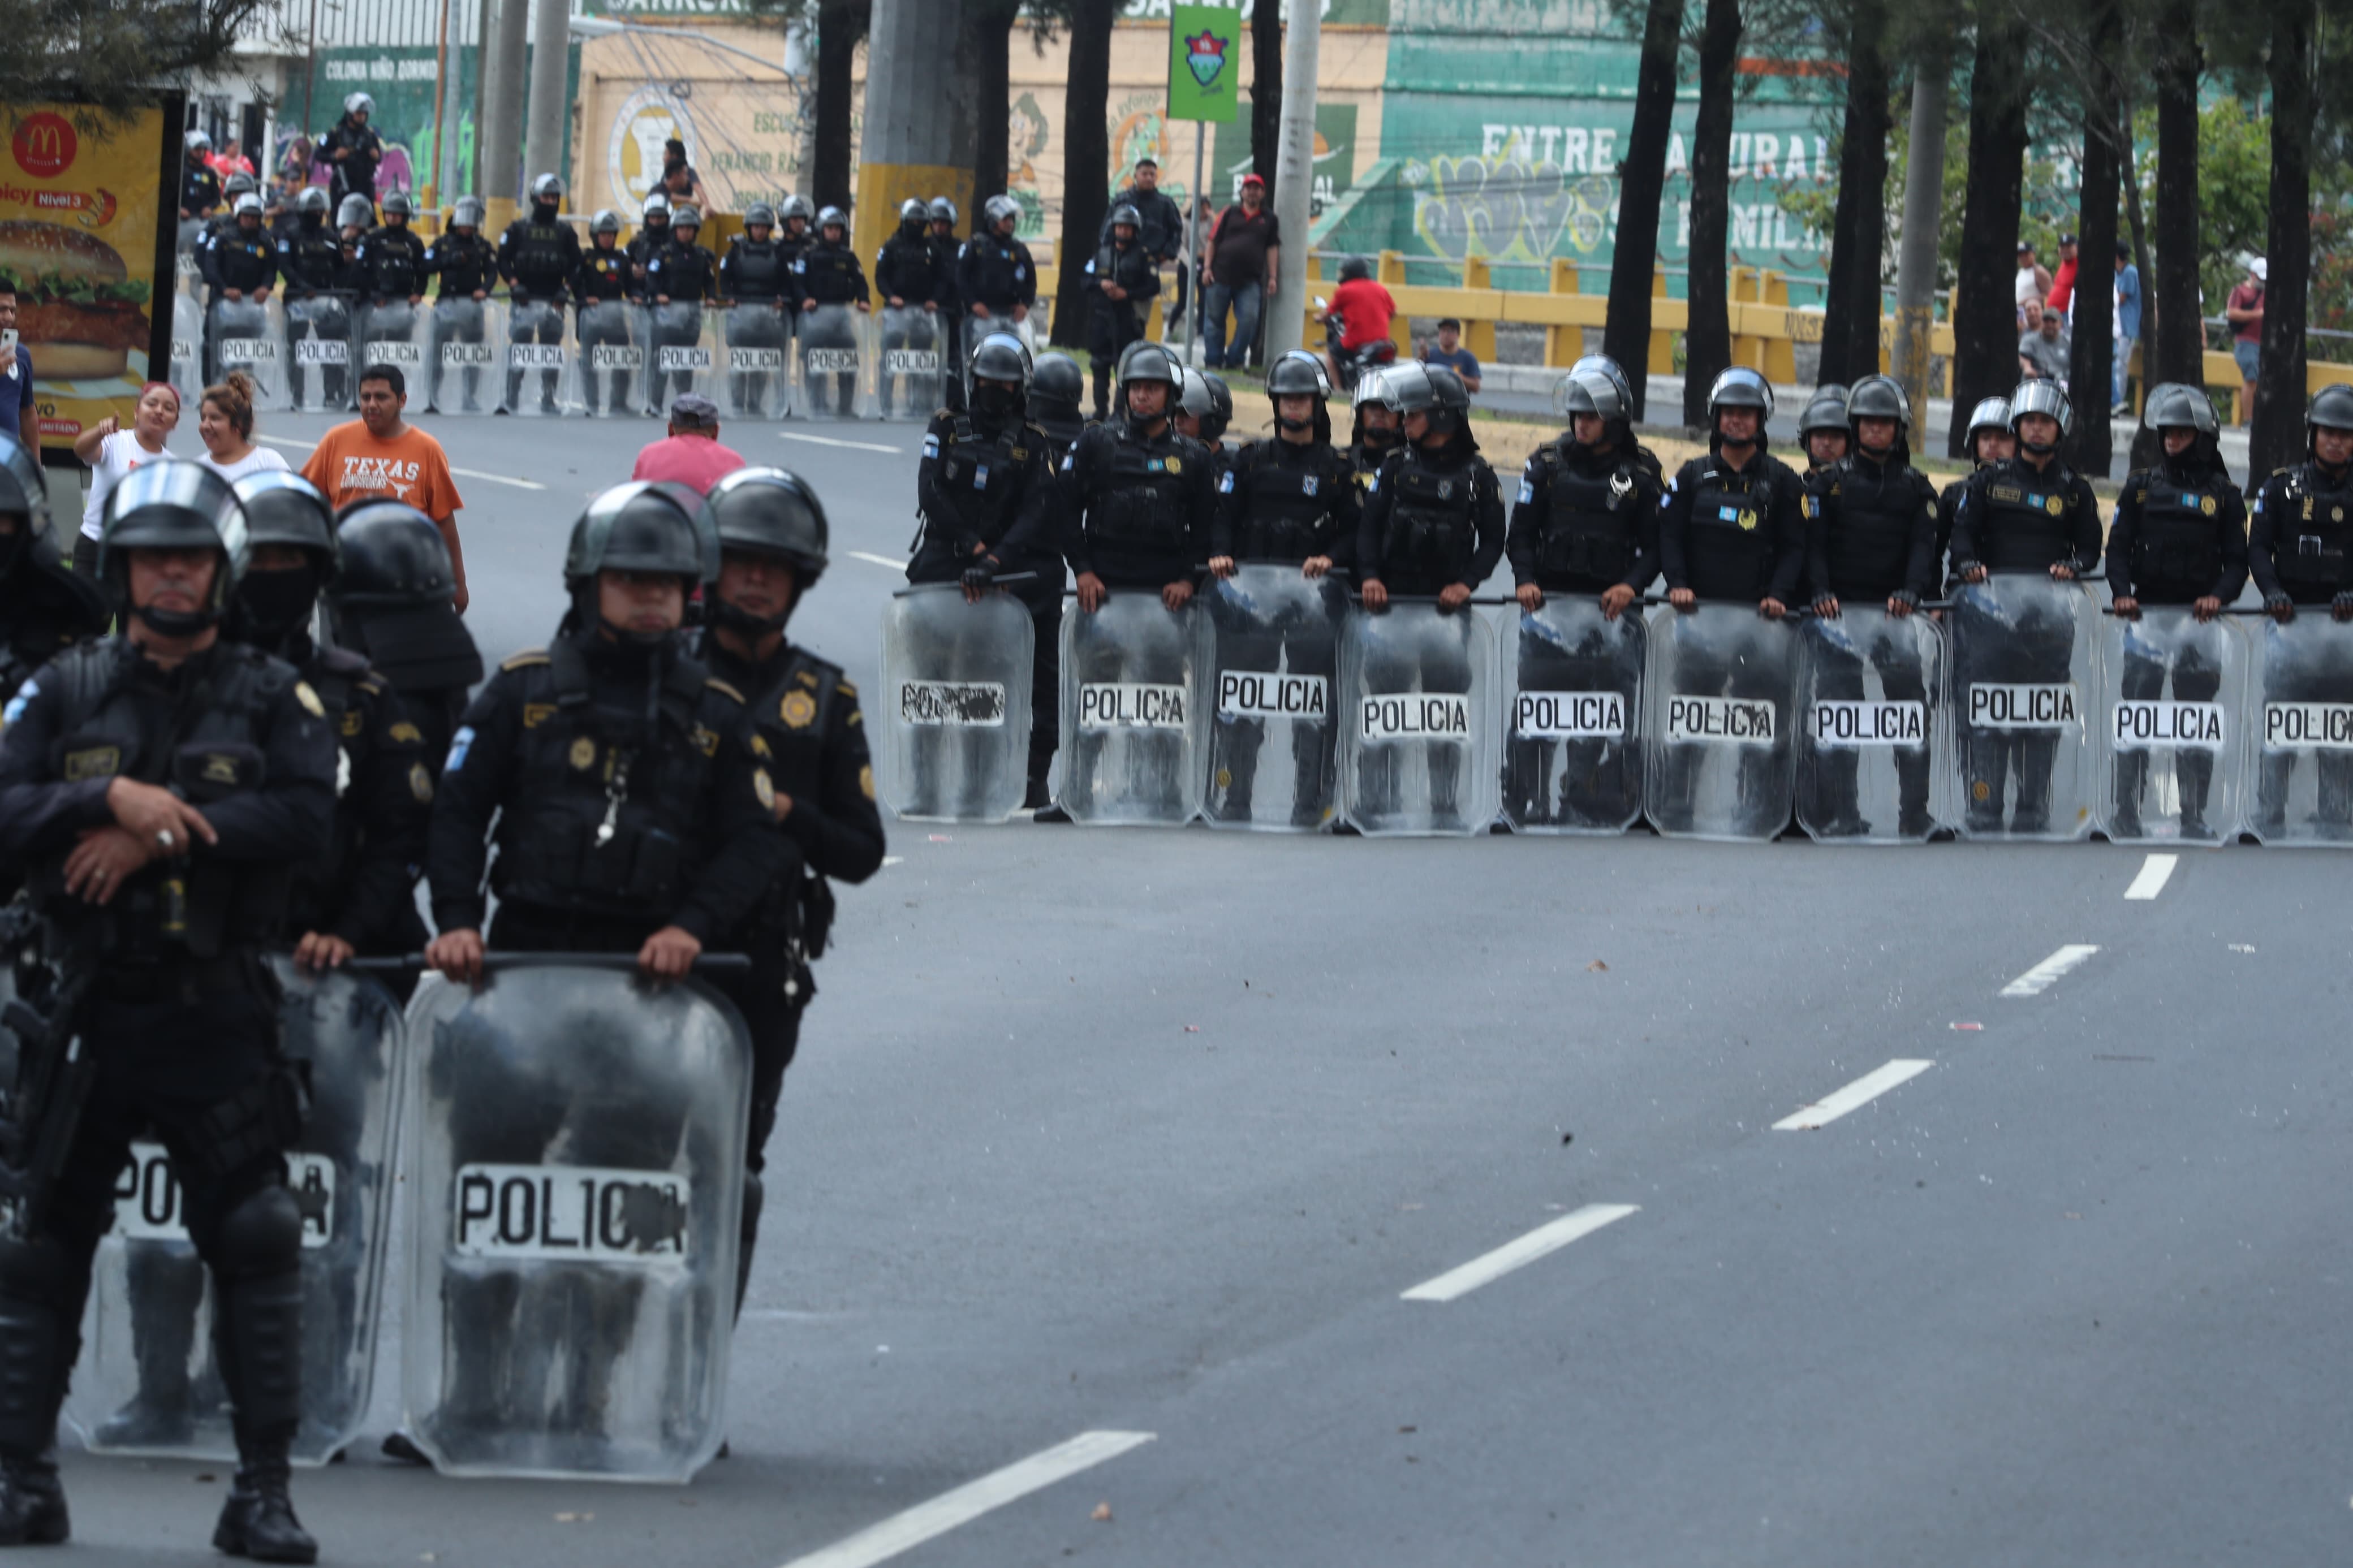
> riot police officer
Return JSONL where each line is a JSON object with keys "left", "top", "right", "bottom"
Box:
{"left": 1205, "top": 351, "right": 1358, "bottom": 825}
{"left": 2104, "top": 382, "right": 2247, "bottom": 840}
{"left": 497, "top": 173, "right": 582, "bottom": 414}
{"left": 957, "top": 195, "right": 1037, "bottom": 342}
{"left": 691, "top": 469, "right": 884, "bottom": 1309}
{"left": 874, "top": 199, "right": 941, "bottom": 417}
{"left": 1655, "top": 366, "right": 1808, "bottom": 820}
{"left": 423, "top": 195, "right": 495, "bottom": 412}
{"left": 1346, "top": 366, "right": 1403, "bottom": 495}
{"left": 1087, "top": 206, "right": 1159, "bottom": 418}
{"left": 721, "top": 202, "right": 792, "bottom": 418}
{"left": 0, "top": 433, "right": 107, "bottom": 708}
{"left": 333, "top": 195, "right": 373, "bottom": 298}
{"left": 1503, "top": 357, "right": 1663, "bottom": 823}
{"left": 786, "top": 206, "right": 865, "bottom": 416}
{"left": 626, "top": 192, "right": 673, "bottom": 294}
{"left": 320, "top": 500, "right": 482, "bottom": 776}
{"left": 1174, "top": 368, "right": 1234, "bottom": 466}
{"left": 181, "top": 130, "right": 222, "bottom": 223}
{"left": 1802, "top": 373, "right": 1942, "bottom": 837}
{"left": 2247, "top": 383, "right": 2353, "bottom": 836}
{"left": 275, "top": 187, "right": 349, "bottom": 411}
{"left": 910, "top": 332, "right": 1065, "bottom": 807}
{"left": 1939, "top": 396, "right": 2014, "bottom": 573}
{"left": 323, "top": 93, "right": 383, "bottom": 206}
{"left": 352, "top": 190, "right": 426, "bottom": 368}
{"left": 1797, "top": 383, "right": 1850, "bottom": 473}
{"left": 574, "top": 210, "right": 637, "bottom": 417}
{"left": 926, "top": 197, "right": 966, "bottom": 411}
{"left": 199, "top": 194, "right": 278, "bottom": 387}
{"left": 200, "top": 172, "right": 261, "bottom": 254}
{"left": 1028, "top": 352, "right": 1087, "bottom": 457}
{"left": 1947, "top": 380, "right": 2105, "bottom": 832}
{"left": 0, "top": 464, "right": 334, "bottom": 1560}
{"left": 644, "top": 204, "right": 719, "bottom": 414}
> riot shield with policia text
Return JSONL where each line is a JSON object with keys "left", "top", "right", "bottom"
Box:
{"left": 1794, "top": 606, "right": 1948, "bottom": 844}
{"left": 1641, "top": 602, "right": 1799, "bottom": 842}
{"left": 877, "top": 583, "right": 1036, "bottom": 822}
{"left": 1200, "top": 565, "right": 1346, "bottom": 831}
{"left": 2096, "top": 606, "right": 2248, "bottom": 845}
{"left": 1502, "top": 595, "right": 1645, "bottom": 834}
{"left": 1058, "top": 590, "right": 1204, "bottom": 825}
{"left": 1339, "top": 598, "right": 1500, "bottom": 836}
{"left": 1947, "top": 573, "right": 2099, "bottom": 841}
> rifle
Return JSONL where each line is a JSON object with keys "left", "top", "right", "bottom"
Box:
{"left": 0, "top": 904, "right": 105, "bottom": 1239}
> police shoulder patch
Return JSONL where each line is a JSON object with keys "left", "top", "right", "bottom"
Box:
{"left": 387, "top": 721, "right": 423, "bottom": 744}
{"left": 749, "top": 732, "right": 772, "bottom": 758}
{"left": 780, "top": 688, "right": 818, "bottom": 729}
{"left": 339, "top": 708, "right": 363, "bottom": 737}
{"left": 522, "top": 702, "right": 557, "bottom": 729}
{"left": 753, "top": 768, "right": 777, "bottom": 810}
{"left": 294, "top": 681, "right": 326, "bottom": 718}
{"left": 501, "top": 647, "right": 551, "bottom": 671}
{"left": 409, "top": 762, "right": 434, "bottom": 802}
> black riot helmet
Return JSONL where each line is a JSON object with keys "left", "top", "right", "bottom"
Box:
{"left": 1555, "top": 369, "right": 1631, "bottom": 455}
{"left": 898, "top": 198, "right": 926, "bottom": 234}
{"left": 745, "top": 201, "right": 777, "bottom": 234}
{"left": 563, "top": 483, "right": 706, "bottom": 642}
{"left": 1115, "top": 340, "right": 1183, "bottom": 422}
{"left": 380, "top": 189, "right": 413, "bottom": 223}
{"left": 704, "top": 468, "right": 829, "bottom": 635}
{"left": 1567, "top": 353, "right": 1635, "bottom": 414}
{"left": 297, "top": 185, "right": 330, "bottom": 220}
{"left": 223, "top": 171, "right": 258, "bottom": 202}
{"left": 100, "top": 462, "right": 250, "bottom": 636}
{"left": 1845, "top": 374, "right": 1912, "bottom": 459}
{"left": 2304, "top": 383, "right": 2353, "bottom": 462}
{"left": 1797, "top": 383, "right": 1850, "bottom": 438}
{"left": 2009, "top": 379, "right": 2074, "bottom": 454}
{"left": 2141, "top": 381, "right": 2218, "bottom": 438}
{"left": 326, "top": 500, "right": 481, "bottom": 689}
{"left": 1706, "top": 366, "right": 1774, "bottom": 447}
{"left": 1029, "top": 351, "right": 1086, "bottom": 448}
{"left": 1351, "top": 365, "right": 1402, "bottom": 452}
{"left": 929, "top": 196, "right": 958, "bottom": 228}
{"left": 1109, "top": 202, "right": 1141, "bottom": 239}
{"left": 1267, "top": 351, "right": 1330, "bottom": 439}
{"left": 529, "top": 172, "right": 563, "bottom": 214}
{"left": 1197, "top": 372, "right": 1233, "bottom": 443}
{"left": 230, "top": 472, "right": 338, "bottom": 642}
{"left": 0, "top": 431, "right": 52, "bottom": 577}
{"left": 1385, "top": 361, "right": 1471, "bottom": 440}
{"left": 1964, "top": 396, "right": 2012, "bottom": 466}
{"left": 968, "top": 331, "right": 1033, "bottom": 424}
{"left": 451, "top": 195, "right": 485, "bottom": 232}
{"left": 592, "top": 208, "right": 623, "bottom": 239}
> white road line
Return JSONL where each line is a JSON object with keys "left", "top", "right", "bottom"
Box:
{"left": 774, "top": 1430, "right": 1157, "bottom": 1568}
{"left": 2123, "top": 853, "right": 2179, "bottom": 901}
{"left": 2001, "top": 943, "right": 2101, "bottom": 997}
{"left": 1400, "top": 1203, "right": 1638, "bottom": 1303}
{"left": 779, "top": 430, "right": 907, "bottom": 455}
{"left": 847, "top": 549, "right": 909, "bottom": 570}
{"left": 1772, "top": 1059, "right": 1934, "bottom": 1131}
{"left": 253, "top": 433, "right": 546, "bottom": 490}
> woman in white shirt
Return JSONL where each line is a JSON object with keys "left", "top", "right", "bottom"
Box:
{"left": 70, "top": 380, "right": 179, "bottom": 574}
{"left": 195, "top": 372, "right": 290, "bottom": 485}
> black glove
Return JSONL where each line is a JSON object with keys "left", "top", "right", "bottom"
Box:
{"left": 1890, "top": 588, "right": 1920, "bottom": 610}
{"left": 1952, "top": 560, "right": 1983, "bottom": 582}
{"left": 2333, "top": 590, "right": 2353, "bottom": 620}
{"left": 1811, "top": 594, "right": 1838, "bottom": 617}
{"left": 2266, "top": 591, "right": 2295, "bottom": 614}
{"left": 961, "top": 561, "right": 996, "bottom": 593}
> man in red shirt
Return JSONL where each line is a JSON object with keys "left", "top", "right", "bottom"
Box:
{"left": 1325, "top": 255, "right": 1397, "bottom": 391}
{"left": 2045, "top": 234, "right": 2079, "bottom": 316}
{"left": 630, "top": 393, "right": 748, "bottom": 494}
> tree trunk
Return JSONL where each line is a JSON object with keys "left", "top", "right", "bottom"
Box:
{"left": 971, "top": 0, "right": 1019, "bottom": 201}
{"left": 1946, "top": 5, "right": 2028, "bottom": 459}
{"left": 2151, "top": 7, "right": 2202, "bottom": 390}
{"left": 2065, "top": 0, "right": 2122, "bottom": 478}
{"left": 813, "top": 0, "right": 869, "bottom": 212}
{"left": 1599, "top": 0, "right": 1684, "bottom": 423}
{"left": 1252, "top": 0, "right": 1282, "bottom": 192}
{"left": 2250, "top": 0, "right": 2313, "bottom": 480}
{"left": 1819, "top": 0, "right": 1890, "bottom": 387}
{"left": 1051, "top": 0, "right": 1116, "bottom": 349}
{"left": 1682, "top": 0, "right": 1742, "bottom": 428}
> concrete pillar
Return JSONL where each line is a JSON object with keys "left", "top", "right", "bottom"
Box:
{"left": 525, "top": 0, "right": 571, "bottom": 200}
{"left": 853, "top": 0, "right": 977, "bottom": 274}
{"left": 479, "top": 0, "right": 531, "bottom": 230}
{"left": 1263, "top": 0, "right": 1321, "bottom": 359}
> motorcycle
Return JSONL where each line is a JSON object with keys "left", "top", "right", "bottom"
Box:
{"left": 1314, "top": 297, "right": 1398, "bottom": 394}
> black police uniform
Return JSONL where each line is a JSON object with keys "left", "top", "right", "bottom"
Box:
{"left": 0, "top": 535, "right": 107, "bottom": 707}
{"left": 692, "top": 630, "right": 884, "bottom": 1307}
{"left": 323, "top": 511, "right": 482, "bottom": 776}
{"left": 793, "top": 239, "right": 869, "bottom": 416}
{"left": 1354, "top": 432, "right": 1506, "bottom": 818}
{"left": 496, "top": 210, "right": 583, "bottom": 412}
{"left": 908, "top": 407, "right": 1065, "bottom": 801}
{"left": 198, "top": 224, "right": 278, "bottom": 385}
{"left": 1100, "top": 184, "right": 1186, "bottom": 264}
{"left": 719, "top": 231, "right": 792, "bottom": 416}
{"left": 1503, "top": 433, "right": 1664, "bottom": 824}
{"left": 1800, "top": 446, "right": 1942, "bottom": 835}
{"left": 955, "top": 230, "right": 1037, "bottom": 344}
{"left": 1085, "top": 239, "right": 1160, "bottom": 417}
{"left": 323, "top": 118, "right": 382, "bottom": 204}
{"left": 1947, "top": 454, "right": 2105, "bottom": 831}
{"left": 0, "top": 636, "right": 335, "bottom": 1537}
{"left": 352, "top": 223, "right": 428, "bottom": 363}
{"left": 925, "top": 226, "right": 965, "bottom": 411}
{"left": 1656, "top": 440, "right": 1807, "bottom": 817}
{"left": 625, "top": 222, "right": 673, "bottom": 300}
{"left": 2248, "top": 458, "right": 2353, "bottom": 833}
{"left": 1206, "top": 431, "right": 1359, "bottom": 822}
{"left": 183, "top": 163, "right": 222, "bottom": 219}
{"left": 423, "top": 227, "right": 497, "bottom": 411}
{"left": 573, "top": 242, "right": 638, "bottom": 416}
{"left": 276, "top": 214, "right": 351, "bottom": 410}
{"left": 873, "top": 227, "right": 941, "bottom": 417}
{"left": 643, "top": 236, "right": 718, "bottom": 413}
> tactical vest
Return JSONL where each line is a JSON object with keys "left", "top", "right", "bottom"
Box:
{"left": 729, "top": 237, "right": 787, "bottom": 299}
{"left": 1682, "top": 463, "right": 1775, "bottom": 601}
{"left": 579, "top": 251, "right": 630, "bottom": 303}
{"left": 283, "top": 645, "right": 371, "bottom": 933}
{"left": 429, "top": 234, "right": 495, "bottom": 296}
{"left": 1236, "top": 440, "right": 1341, "bottom": 563}
{"left": 1088, "top": 427, "right": 1193, "bottom": 552}
{"left": 655, "top": 241, "right": 717, "bottom": 299}
{"left": 2128, "top": 470, "right": 2230, "bottom": 596}
{"left": 212, "top": 233, "right": 275, "bottom": 291}
{"left": 967, "top": 240, "right": 1025, "bottom": 308}
{"left": 35, "top": 640, "right": 299, "bottom": 959}
{"left": 2268, "top": 463, "right": 2353, "bottom": 599}
{"left": 876, "top": 235, "right": 932, "bottom": 298}
{"left": 801, "top": 245, "right": 862, "bottom": 305}
{"left": 281, "top": 226, "right": 342, "bottom": 292}
{"left": 1822, "top": 458, "right": 1923, "bottom": 599}
{"left": 1382, "top": 455, "right": 1479, "bottom": 589}
{"left": 491, "top": 639, "right": 733, "bottom": 919}
{"left": 509, "top": 221, "right": 573, "bottom": 292}
{"left": 1536, "top": 442, "right": 1641, "bottom": 588}
{"left": 365, "top": 230, "right": 426, "bottom": 297}
{"left": 705, "top": 638, "right": 834, "bottom": 950}
{"left": 933, "top": 416, "right": 1030, "bottom": 547}
{"left": 1972, "top": 466, "right": 2075, "bottom": 570}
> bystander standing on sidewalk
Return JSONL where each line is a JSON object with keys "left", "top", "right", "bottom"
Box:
{"left": 2045, "top": 234, "right": 2079, "bottom": 316}
{"left": 2227, "top": 259, "right": 2265, "bottom": 425}
{"left": 2108, "top": 240, "right": 2142, "bottom": 413}
{"left": 1200, "top": 174, "right": 1279, "bottom": 370}
{"left": 1421, "top": 318, "right": 1482, "bottom": 394}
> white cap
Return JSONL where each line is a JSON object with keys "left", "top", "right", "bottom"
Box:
{"left": 2251, "top": 258, "right": 2268, "bottom": 283}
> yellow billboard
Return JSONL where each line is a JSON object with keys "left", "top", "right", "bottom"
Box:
{"left": 0, "top": 103, "right": 177, "bottom": 448}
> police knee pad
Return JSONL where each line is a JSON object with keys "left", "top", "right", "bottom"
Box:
{"left": 216, "top": 1183, "right": 304, "bottom": 1280}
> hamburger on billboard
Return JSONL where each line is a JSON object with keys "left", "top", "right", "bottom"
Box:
{"left": 0, "top": 105, "right": 178, "bottom": 448}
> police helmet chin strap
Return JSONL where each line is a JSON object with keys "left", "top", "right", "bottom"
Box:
{"left": 713, "top": 594, "right": 790, "bottom": 639}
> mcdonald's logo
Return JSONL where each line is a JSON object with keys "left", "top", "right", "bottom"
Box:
{"left": 12, "top": 114, "right": 76, "bottom": 179}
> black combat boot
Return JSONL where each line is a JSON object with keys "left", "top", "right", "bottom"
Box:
{"left": 212, "top": 1437, "right": 316, "bottom": 1564}
{"left": 0, "top": 1455, "right": 67, "bottom": 1546}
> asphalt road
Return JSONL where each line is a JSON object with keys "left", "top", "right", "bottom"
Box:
{"left": 59, "top": 405, "right": 2351, "bottom": 1566}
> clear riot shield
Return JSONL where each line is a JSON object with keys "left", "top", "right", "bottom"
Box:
{"left": 500, "top": 295, "right": 573, "bottom": 416}
{"left": 1641, "top": 604, "right": 1799, "bottom": 842}
{"left": 717, "top": 301, "right": 791, "bottom": 422}
{"left": 876, "top": 585, "right": 1036, "bottom": 822}
{"left": 67, "top": 960, "right": 404, "bottom": 1466}
{"left": 2096, "top": 608, "right": 2248, "bottom": 845}
{"left": 355, "top": 299, "right": 428, "bottom": 390}
{"left": 1058, "top": 591, "right": 1203, "bottom": 825}
{"left": 794, "top": 303, "right": 872, "bottom": 421}
{"left": 1200, "top": 566, "right": 1345, "bottom": 831}
{"left": 168, "top": 257, "right": 205, "bottom": 406}
{"left": 1794, "top": 607, "right": 1949, "bottom": 844}
{"left": 1502, "top": 598, "right": 1645, "bottom": 834}
{"left": 425, "top": 295, "right": 498, "bottom": 415}
{"left": 1339, "top": 601, "right": 1500, "bottom": 836}
{"left": 2246, "top": 612, "right": 2353, "bottom": 845}
{"left": 283, "top": 292, "right": 356, "bottom": 414}
{"left": 1948, "top": 573, "right": 2100, "bottom": 841}
{"left": 641, "top": 300, "right": 717, "bottom": 417}
{"left": 205, "top": 295, "right": 286, "bottom": 411}
{"left": 402, "top": 960, "right": 750, "bottom": 1481}
{"left": 570, "top": 300, "right": 647, "bottom": 419}
{"left": 875, "top": 305, "right": 945, "bottom": 421}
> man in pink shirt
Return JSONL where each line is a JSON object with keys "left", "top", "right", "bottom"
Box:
{"left": 630, "top": 394, "right": 747, "bottom": 494}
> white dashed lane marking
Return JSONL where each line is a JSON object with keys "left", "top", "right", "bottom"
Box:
{"left": 1772, "top": 1059, "right": 1935, "bottom": 1130}
{"left": 2001, "top": 944, "right": 2101, "bottom": 997}
{"left": 2124, "top": 853, "right": 2179, "bottom": 901}
{"left": 1400, "top": 1203, "right": 1639, "bottom": 1303}
{"left": 779, "top": 430, "right": 908, "bottom": 455}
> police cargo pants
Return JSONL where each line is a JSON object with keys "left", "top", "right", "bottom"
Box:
{"left": 505, "top": 297, "right": 566, "bottom": 412}
{"left": 727, "top": 302, "right": 789, "bottom": 418}
{"left": 1212, "top": 594, "right": 1337, "bottom": 826}
{"left": 1805, "top": 616, "right": 1932, "bottom": 835}
{"left": 1962, "top": 600, "right": 2072, "bottom": 831}
{"left": 2114, "top": 621, "right": 2223, "bottom": 832}
{"left": 430, "top": 297, "right": 486, "bottom": 411}
{"left": 1355, "top": 609, "right": 1476, "bottom": 820}
{"left": 2257, "top": 617, "right": 2353, "bottom": 832}
{"left": 1509, "top": 606, "right": 1636, "bottom": 826}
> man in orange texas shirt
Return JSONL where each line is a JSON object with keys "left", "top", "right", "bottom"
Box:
{"left": 300, "top": 362, "right": 470, "bottom": 611}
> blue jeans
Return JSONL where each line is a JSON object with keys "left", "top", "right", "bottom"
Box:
{"left": 1202, "top": 279, "right": 1262, "bottom": 369}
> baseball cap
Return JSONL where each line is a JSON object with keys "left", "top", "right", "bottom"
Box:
{"left": 671, "top": 392, "right": 720, "bottom": 429}
{"left": 1240, "top": 172, "right": 1265, "bottom": 188}
{"left": 2252, "top": 258, "right": 2268, "bottom": 282}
